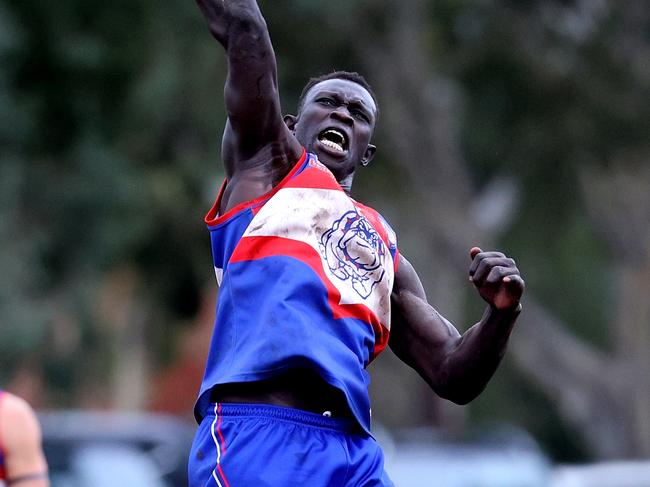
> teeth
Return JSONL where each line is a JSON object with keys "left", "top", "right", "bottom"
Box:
{"left": 319, "top": 129, "right": 346, "bottom": 152}
{"left": 324, "top": 129, "right": 344, "bottom": 141}
{"left": 321, "top": 139, "right": 344, "bottom": 152}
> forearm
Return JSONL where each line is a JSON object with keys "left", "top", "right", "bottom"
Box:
{"left": 224, "top": 14, "right": 279, "bottom": 127}
{"left": 391, "top": 251, "right": 523, "bottom": 405}
{"left": 438, "top": 304, "right": 521, "bottom": 404}
{"left": 222, "top": 1, "right": 274, "bottom": 82}
{"left": 198, "top": 0, "right": 282, "bottom": 150}
{"left": 198, "top": 0, "right": 277, "bottom": 108}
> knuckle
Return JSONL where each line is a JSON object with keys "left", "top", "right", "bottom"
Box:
{"left": 484, "top": 257, "right": 498, "bottom": 267}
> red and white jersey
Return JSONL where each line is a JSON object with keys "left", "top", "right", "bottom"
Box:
{"left": 196, "top": 151, "right": 399, "bottom": 434}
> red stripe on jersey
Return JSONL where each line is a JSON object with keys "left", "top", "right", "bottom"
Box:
{"left": 229, "top": 236, "right": 389, "bottom": 361}
{"left": 283, "top": 166, "right": 344, "bottom": 191}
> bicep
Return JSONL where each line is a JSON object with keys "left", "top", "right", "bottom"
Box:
{"left": 390, "top": 255, "right": 461, "bottom": 388}
{"left": 199, "top": 0, "right": 280, "bottom": 131}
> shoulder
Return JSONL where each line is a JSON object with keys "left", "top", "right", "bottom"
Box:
{"left": 2, "top": 393, "right": 36, "bottom": 421}
{"left": 1, "top": 394, "right": 42, "bottom": 449}
{"left": 392, "top": 253, "right": 428, "bottom": 302}
{"left": 222, "top": 121, "right": 302, "bottom": 179}
{"left": 354, "top": 202, "right": 398, "bottom": 239}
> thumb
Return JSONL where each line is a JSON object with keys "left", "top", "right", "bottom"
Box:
{"left": 470, "top": 247, "right": 482, "bottom": 260}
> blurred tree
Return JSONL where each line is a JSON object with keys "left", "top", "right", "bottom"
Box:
{"left": 352, "top": 0, "right": 650, "bottom": 460}
{"left": 0, "top": 0, "right": 222, "bottom": 407}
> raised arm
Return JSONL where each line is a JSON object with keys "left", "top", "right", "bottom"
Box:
{"left": 195, "top": 0, "right": 301, "bottom": 176}
{"left": 389, "top": 248, "right": 524, "bottom": 404}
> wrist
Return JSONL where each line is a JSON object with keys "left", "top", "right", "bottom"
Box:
{"left": 490, "top": 302, "right": 522, "bottom": 316}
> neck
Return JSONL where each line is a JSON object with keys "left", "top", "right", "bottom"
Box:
{"left": 337, "top": 173, "right": 354, "bottom": 195}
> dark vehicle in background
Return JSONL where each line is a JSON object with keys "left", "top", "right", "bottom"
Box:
{"left": 39, "top": 411, "right": 195, "bottom": 487}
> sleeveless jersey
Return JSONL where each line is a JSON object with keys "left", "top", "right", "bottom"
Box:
{"left": 0, "top": 390, "right": 7, "bottom": 483}
{"left": 195, "top": 151, "right": 399, "bottom": 434}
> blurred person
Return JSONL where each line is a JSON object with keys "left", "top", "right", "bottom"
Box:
{"left": 0, "top": 391, "right": 48, "bottom": 487}
{"left": 189, "top": 1, "right": 525, "bottom": 485}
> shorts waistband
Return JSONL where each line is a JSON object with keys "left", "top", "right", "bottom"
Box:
{"left": 206, "top": 402, "right": 356, "bottom": 432}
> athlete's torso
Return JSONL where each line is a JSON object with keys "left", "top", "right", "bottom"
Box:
{"left": 196, "top": 151, "right": 399, "bottom": 434}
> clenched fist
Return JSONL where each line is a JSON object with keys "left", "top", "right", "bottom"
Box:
{"left": 469, "top": 247, "right": 524, "bottom": 311}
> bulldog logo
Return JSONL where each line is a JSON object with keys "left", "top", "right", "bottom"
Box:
{"left": 320, "top": 210, "right": 386, "bottom": 299}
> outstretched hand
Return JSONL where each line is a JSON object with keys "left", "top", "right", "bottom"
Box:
{"left": 469, "top": 247, "right": 524, "bottom": 311}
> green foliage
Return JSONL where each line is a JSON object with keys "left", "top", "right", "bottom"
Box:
{"left": 0, "top": 0, "right": 221, "bottom": 385}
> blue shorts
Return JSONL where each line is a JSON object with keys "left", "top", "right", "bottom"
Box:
{"left": 188, "top": 403, "right": 394, "bottom": 487}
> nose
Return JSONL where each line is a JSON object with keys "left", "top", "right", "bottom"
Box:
{"left": 331, "top": 106, "right": 354, "bottom": 125}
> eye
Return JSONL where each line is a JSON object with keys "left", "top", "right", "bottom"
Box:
{"left": 351, "top": 109, "right": 370, "bottom": 122}
{"left": 317, "top": 97, "right": 336, "bottom": 107}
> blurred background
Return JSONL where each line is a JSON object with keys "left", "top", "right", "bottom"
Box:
{"left": 1, "top": 0, "right": 649, "bottom": 485}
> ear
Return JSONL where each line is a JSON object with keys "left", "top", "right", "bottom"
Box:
{"left": 284, "top": 114, "right": 298, "bottom": 132}
{"left": 361, "top": 144, "right": 377, "bottom": 167}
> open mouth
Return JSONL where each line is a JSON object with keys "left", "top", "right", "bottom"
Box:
{"left": 318, "top": 129, "right": 348, "bottom": 154}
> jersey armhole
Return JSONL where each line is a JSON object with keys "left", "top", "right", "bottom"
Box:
{"left": 393, "top": 248, "right": 401, "bottom": 274}
{"left": 205, "top": 149, "right": 307, "bottom": 227}
{"left": 205, "top": 179, "right": 228, "bottom": 225}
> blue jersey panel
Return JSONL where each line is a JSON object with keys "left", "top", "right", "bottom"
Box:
{"left": 208, "top": 208, "right": 255, "bottom": 273}
{"left": 196, "top": 256, "right": 375, "bottom": 430}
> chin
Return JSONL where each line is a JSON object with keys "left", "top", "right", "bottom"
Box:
{"left": 312, "top": 148, "right": 342, "bottom": 165}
